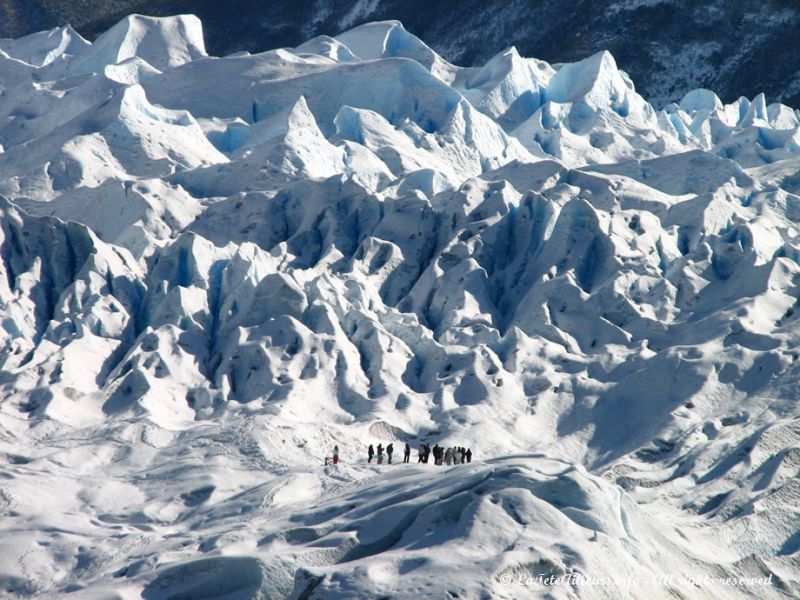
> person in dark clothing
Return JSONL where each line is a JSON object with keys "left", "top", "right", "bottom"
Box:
{"left": 377, "top": 443, "right": 384, "bottom": 464}
{"left": 423, "top": 443, "right": 430, "bottom": 463}
{"left": 368, "top": 444, "right": 375, "bottom": 463}
{"left": 459, "top": 447, "right": 466, "bottom": 463}
{"left": 418, "top": 444, "right": 424, "bottom": 463}
{"left": 466, "top": 448, "right": 472, "bottom": 463}
{"left": 387, "top": 443, "right": 394, "bottom": 464}
{"left": 404, "top": 443, "right": 410, "bottom": 463}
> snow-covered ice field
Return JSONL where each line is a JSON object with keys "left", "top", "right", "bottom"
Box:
{"left": 1, "top": 13, "right": 799, "bottom": 599}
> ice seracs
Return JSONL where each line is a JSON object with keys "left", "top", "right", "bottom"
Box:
{"left": 0, "top": 83, "right": 226, "bottom": 201}
{"left": 67, "top": 14, "right": 206, "bottom": 75}
{"left": 333, "top": 20, "right": 458, "bottom": 83}
{"left": 456, "top": 45, "right": 554, "bottom": 130}
{"left": 0, "top": 24, "right": 89, "bottom": 68}
{"left": 1, "top": 13, "right": 800, "bottom": 600}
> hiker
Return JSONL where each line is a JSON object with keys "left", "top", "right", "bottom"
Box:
{"left": 445, "top": 447, "right": 452, "bottom": 465}
{"left": 418, "top": 444, "right": 425, "bottom": 463}
{"left": 423, "top": 443, "right": 431, "bottom": 463}
{"left": 404, "top": 443, "right": 410, "bottom": 463}
{"left": 453, "top": 447, "right": 460, "bottom": 464}
{"left": 435, "top": 445, "right": 443, "bottom": 465}
{"left": 460, "top": 447, "right": 466, "bottom": 463}
{"left": 466, "top": 448, "right": 472, "bottom": 463}
{"left": 368, "top": 444, "right": 375, "bottom": 463}
{"left": 387, "top": 443, "right": 394, "bottom": 464}
{"left": 377, "top": 443, "right": 384, "bottom": 464}
{"left": 333, "top": 445, "right": 339, "bottom": 465}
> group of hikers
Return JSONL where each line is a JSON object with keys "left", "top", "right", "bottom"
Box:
{"left": 367, "top": 442, "right": 472, "bottom": 465}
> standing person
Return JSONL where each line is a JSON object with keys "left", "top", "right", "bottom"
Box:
{"left": 445, "top": 447, "right": 452, "bottom": 465}
{"left": 466, "top": 448, "right": 472, "bottom": 463}
{"left": 387, "top": 443, "right": 394, "bottom": 464}
{"left": 453, "top": 447, "right": 460, "bottom": 464}
{"left": 377, "top": 443, "right": 384, "bottom": 464}
{"left": 460, "top": 447, "right": 466, "bottom": 463}
{"left": 333, "top": 445, "right": 339, "bottom": 465}
{"left": 418, "top": 444, "right": 425, "bottom": 463}
{"left": 404, "top": 443, "right": 410, "bottom": 463}
{"left": 368, "top": 444, "right": 375, "bottom": 463}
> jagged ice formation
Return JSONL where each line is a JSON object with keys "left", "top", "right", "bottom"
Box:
{"left": 1, "top": 14, "right": 800, "bottom": 599}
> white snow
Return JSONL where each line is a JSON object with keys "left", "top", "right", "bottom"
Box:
{"left": 0, "top": 13, "right": 799, "bottom": 600}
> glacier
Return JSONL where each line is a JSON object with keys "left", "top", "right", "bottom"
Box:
{"left": 1, "top": 14, "right": 800, "bottom": 599}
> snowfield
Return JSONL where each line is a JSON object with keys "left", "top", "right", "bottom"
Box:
{"left": 1, "top": 14, "right": 799, "bottom": 599}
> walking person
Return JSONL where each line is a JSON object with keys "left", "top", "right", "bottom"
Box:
{"left": 460, "top": 447, "right": 466, "bottom": 463}
{"left": 333, "top": 445, "right": 339, "bottom": 465}
{"left": 445, "top": 447, "right": 452, "bottom": 465}
{"left": 387, "top": 443, "right": 394, "bottom": 464}
{"left": 368, "top": 444, "right": 374, "bottom": 463}
{"left": 418, "top": 444, "right": 424, "bottom": 463}
{"left": 377, "top": 443, "right": 384, "bottom": 464}
{"left": 404, "top": 443, "right": 410, "bottom": 463}
{"left": 466, "top": 448, "right": 472, "bottom": 463}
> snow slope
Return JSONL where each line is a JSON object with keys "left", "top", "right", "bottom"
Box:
{"left": 1, "top": 14, "right": 799, "bottom": 599}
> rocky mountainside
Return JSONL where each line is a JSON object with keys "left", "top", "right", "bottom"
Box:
{"left": 0, "top": 13, "right": 799, "bottom": 599}
{"left": 1, "top": 0, "right": 800, "bottom": 107}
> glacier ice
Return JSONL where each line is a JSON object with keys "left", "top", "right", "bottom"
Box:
{"left": 1, "top": 14, "right": 800, "bottom": 600}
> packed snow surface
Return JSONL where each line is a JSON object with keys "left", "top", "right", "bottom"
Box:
{"left": 1, "top": 14, "right": 800, "bottom": 600}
